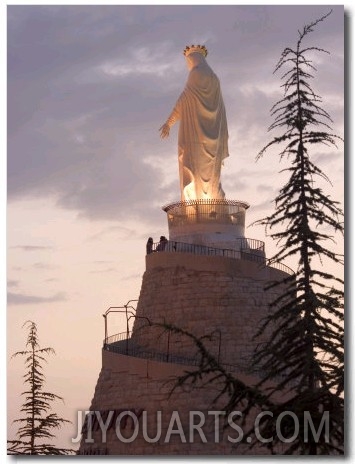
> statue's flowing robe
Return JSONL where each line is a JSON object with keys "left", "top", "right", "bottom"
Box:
{"left": 167, "top": 61, "right": 229, "bottom": 201}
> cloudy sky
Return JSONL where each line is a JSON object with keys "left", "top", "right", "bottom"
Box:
{"left": 6, "top": 4, "right": 344, "bottom": 452}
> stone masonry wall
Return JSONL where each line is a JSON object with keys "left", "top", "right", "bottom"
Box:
{"left": 131, "top": 252, "right": 291, "bottom": 371}
{"left": 79, "top": 252, "right": 293, "bottom": 455}
{"left": 79, "top": 351, "right": 289, "bottom": 455}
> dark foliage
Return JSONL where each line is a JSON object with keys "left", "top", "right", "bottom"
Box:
{"left": 7, "top": 321, "right": 74, "bottom": 455}
{"left": 251, "top": 10, "right": 344, "bottom": 454}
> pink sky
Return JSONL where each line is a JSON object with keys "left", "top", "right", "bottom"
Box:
{"left": 6, "top": 4, "right": 344, "bottom": 456}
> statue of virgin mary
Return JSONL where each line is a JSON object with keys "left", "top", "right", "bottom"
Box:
{"left": 160, "top": 45, "right": 229, "bottom": 202}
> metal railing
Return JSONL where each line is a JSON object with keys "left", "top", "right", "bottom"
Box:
{"left": 163, "top": 199, "right": 250, "bottom": 211}
{"left": 149, "top": 237, "right": 264, "bottom": 255}
{"left": 147, "top": 238, "right": 294, "bottom": 275}
{"left": 104, "top": 330, "right": 254, "bottom": 370}
{"left": 104, "top": 338, "right": 201, "bottom": 366}
{"left": 103, "top": 331, "right": 295, "bottom": 383}
{"left": 268, "top": 261, "right": 295, "bottom": 275}
{"left": 163, "top": 199, "right": 249, "bottom": 228}
{"left": 105, "top": 331, "right": 132, "bottom": 345}
{"left": 102, "top": 300, "right": 138, "bottom": 343}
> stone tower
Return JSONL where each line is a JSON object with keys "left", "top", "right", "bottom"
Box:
{"left": 78, "top": 45, "right": 293, "bottom": 455}
{"left": 77, "top": 197, "right": 292, "bottom": 455}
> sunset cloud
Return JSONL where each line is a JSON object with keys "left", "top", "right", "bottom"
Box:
{"left": 8, "top": 291, "right": 67, "bottom": 306}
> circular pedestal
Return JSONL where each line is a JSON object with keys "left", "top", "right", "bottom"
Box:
{"left": 163, "top": 199, "right": 249, "bottom": 250}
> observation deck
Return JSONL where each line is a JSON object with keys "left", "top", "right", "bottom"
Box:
{"left": 147, "top": 238, "right": 293, "bottom": 275}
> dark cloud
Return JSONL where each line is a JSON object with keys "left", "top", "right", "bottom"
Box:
{"left": 7, "top": 280, "right": 19, "bottom": 288}
{"left": 8, "top": 291, "right": 67, "bottom": 305}
{"left": 8, "top": 5, "right": 343, "bottom": 223}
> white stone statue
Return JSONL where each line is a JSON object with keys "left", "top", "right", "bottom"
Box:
{"left": 160, "top": 45, "right": 229, "bottom": 202}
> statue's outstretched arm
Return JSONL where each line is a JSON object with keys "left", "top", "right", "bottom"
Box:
{"left": 159, "top": 122, "right": 171, "bottom": 139}
{"left": 159, "top": 94, "right": 182, "bottom": 139}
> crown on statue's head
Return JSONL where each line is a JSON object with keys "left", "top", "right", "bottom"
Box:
{"left": 183, "top": 44, "right": 208, "bottom": 58}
